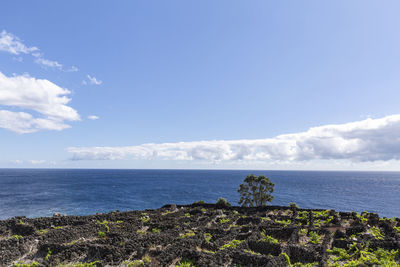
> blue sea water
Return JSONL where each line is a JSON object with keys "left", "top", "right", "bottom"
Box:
{"left": 0, "top": 169, "right": 399, "bottom": 220}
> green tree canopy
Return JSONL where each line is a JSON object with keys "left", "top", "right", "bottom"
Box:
{"left": 238, "top": 174, "right": 274, "bottom": 207}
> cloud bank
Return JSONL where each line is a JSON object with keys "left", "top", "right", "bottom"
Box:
{"left": 68, "top": 115, "right": 400, "bottom": 163}
{"left": 0, "top": 72, "right": 80, "bottom": 133}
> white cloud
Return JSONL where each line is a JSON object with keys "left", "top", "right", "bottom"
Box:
{"left": 87, "top": 115, "right": 99, "bottom": 120}
{"left": 34, "top": 55, "right": 63, "bottom": 70}
{"left": 68, "top": 115, "right": 400, "bottom": 163}
{"left": 0, "top": 30, "right": 76, "bottom": 71}
{"left": 85, "top": 75, "right": 102, "bottom": 85}
{"left": 0, "top": 30, "right": 38, "bottom": 55}
{"left": 0, "top": 71, "right": 80, "bottom": 133}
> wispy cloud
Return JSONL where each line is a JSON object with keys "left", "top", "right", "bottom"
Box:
{"left": 0, "top": 72, "right": 80, "bottom": 133}
{"left": 68, "top": 115, "right": 400, "bottom": 163}
{"left": 33, "top": 54, "right": 63, "bottom": 70}
{"left": 0, "top": 30, "right": 38, "bottom": 55}
{"left": 87, "top": 115, "right": 99, "bottom": 120}
{"left": 0, "top": 30, "right": 75, "bottom": 71}
{"left": 67, "top": 66, "right": 79, "bottom": 72}
{"left": 83, "top": 75, "right": 102, "bottom": 85}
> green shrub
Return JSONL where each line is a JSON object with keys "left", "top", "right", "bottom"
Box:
{"left": 216, "top": 197, "right": 231, "bottom": 206}
{"left": 298, "top": 228, "right": 307, "bottom": 236}
{"left": 297, "top": 211, "right": 309, "bottom": 220}
{"left": 176, "top": 259, "right": 195, "bottom": 267}
{"left": 275, "top": 219, "right": 291, "bottom": 227}
{"left": 204, "top": 233, "right": 212, "bottom": 243}
{"left": 280, "top": 252, "right": 291, "bottom": 265}
{"left": 140, "top": 216, "right": 150, "bottom": 223}
{"left": 219, "top": 217, "right": 230, "bottom": 224}
{"left": 180, "top": 230, "right": 195, "bottom": 238}
{"left": 244, "top": 249, "right": 261, "bottom": 256}
{"left": 292, "top": 263, "right": 318, "bottom": 267}
{"left": 312, "top": 210, "right": 330, "bottom": 219}
{"left": 152, "top": 228, "right": 161, "bottom": 234}
{"left": 36, "top": 229, "right": 48, "bottom": 235}
{"left": 59, "top": 261, "right": 100, "bottom": 267}
{"left": 370, "top": 226, "right": 384, "bottom": 240}
{"left": 219, "top": 239, "right": 244, "bottom": 250}
{"left": 261, "top": 216, "right": 271, "bottom": 222}
{"left": 289, "top": 202, "right": 299, "bottom": 208}
{"left": 98, "top": 231, "right": 106, "bottom": 238}
{"left": 44, "top": 248, "right": 52, "bottom": 261}
{"left": 13, "top": 262, "right": 39, "bottom": 267}
{"left": 309, "top": 231, "right": 321, "bottom": 244}
{"left": 326, "top": 247, "right": 352, "bottom": 261}
{"left": 261, "top": 230, "right": 279, "bottom": 244}
{"left": 97, "top": 220, "right": 110, "bottom": 232}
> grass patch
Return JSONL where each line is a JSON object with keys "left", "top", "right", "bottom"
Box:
{"left": 220, "top": 239, "right": 244, "bottom": 250}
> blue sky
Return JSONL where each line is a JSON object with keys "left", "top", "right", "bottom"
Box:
{"left": 1, "top": 1, "right": 400, "bottom": 170}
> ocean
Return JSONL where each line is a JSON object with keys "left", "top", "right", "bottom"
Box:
{"left": 0, "top": 169, "right": 399, "bottom": 220}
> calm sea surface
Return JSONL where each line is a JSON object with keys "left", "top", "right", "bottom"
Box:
{"left": 0, "top": 169, "right": 399, "bottom": 220}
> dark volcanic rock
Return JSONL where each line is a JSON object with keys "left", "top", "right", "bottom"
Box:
{"left": 0, "top": 205, "right": 399, "bottom": 266}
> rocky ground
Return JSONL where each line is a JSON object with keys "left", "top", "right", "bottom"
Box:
{"left": 0, "top": 203, "right": 399, "bottom": 267}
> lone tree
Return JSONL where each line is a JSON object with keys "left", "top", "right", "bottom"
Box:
{"left": 238, "top": 174, "right": 275, "bottom": 207}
